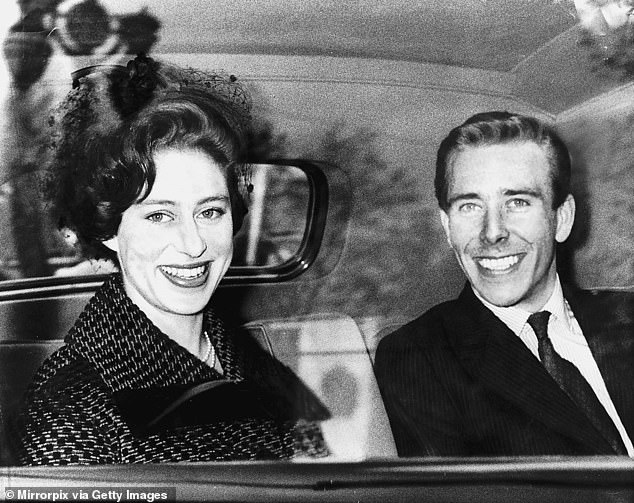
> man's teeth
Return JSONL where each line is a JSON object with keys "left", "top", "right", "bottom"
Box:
{"left": 478, "top": 255, "right": 519, "bottom": 271}
{"left": 161, "top": 265, "right": 206, "bottom": 279}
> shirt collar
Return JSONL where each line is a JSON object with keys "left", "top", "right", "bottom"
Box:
{"left": 473, "top": 276, "right": 568, "bottom": 337}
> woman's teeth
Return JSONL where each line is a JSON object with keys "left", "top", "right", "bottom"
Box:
{"left": 160, "top": 265, "right": 206, "bottom": 279}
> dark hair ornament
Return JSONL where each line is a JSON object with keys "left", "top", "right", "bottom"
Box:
{"left": 112, "top": 53, "right": 163, "bottom": 117}
{"left": 62, "top": 54, "right": 252, "bottom": 135}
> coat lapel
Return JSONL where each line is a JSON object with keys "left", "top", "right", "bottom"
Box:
{"left": 566, "top": 286, "right": 634, "bottom": 441}
{"left": 444, "top": 285, "right": 616, "bottom": 454}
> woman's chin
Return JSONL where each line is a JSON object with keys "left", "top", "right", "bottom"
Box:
{"left": 157, "top": 283, "right": 217, "bottom": 315}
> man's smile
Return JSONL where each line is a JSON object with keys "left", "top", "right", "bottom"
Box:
{"left": 474, "top": 253, "right": 523, "bottom": 272}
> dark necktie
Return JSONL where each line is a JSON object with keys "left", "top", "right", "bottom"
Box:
{"left": 527, "top": 311, "right": 627, "bottom": 455}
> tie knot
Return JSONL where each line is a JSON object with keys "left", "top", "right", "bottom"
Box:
{"left": 527, "top": 311, "right": 551, "bottom": 340}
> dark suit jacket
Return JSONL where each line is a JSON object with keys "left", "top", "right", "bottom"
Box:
{"left": 374, "top": 284, "right": 634, "bottom": 457}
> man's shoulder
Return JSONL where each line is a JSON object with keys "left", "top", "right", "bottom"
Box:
{"left": 580, "top": 286, "right": 634, "bottom": 301}
{"left": 376, "top": 297, "right": 464, "bottom": 353}
{"left": 565, "top": 284, "right": 634, "bottom": 317}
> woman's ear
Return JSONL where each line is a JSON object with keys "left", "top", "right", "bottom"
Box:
{"left": 102, "top": 236, "right": 120, "bottom": 253}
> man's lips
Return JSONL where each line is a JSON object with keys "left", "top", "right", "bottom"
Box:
{"left": 475, "top": 253, "right": 523, "bottom": 272}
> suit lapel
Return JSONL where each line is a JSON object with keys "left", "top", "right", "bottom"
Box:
{"left": 566, "top": 287, "right": 634, "bottom": 441}
{"left": 445, "top": 285, "right": 616, "bottom": 454}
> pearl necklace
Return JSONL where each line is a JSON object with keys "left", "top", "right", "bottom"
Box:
{"left": 201, "top": 330, "right": 216, "bottom": 368}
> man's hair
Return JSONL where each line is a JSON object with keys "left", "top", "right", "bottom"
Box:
{"left": 434, "top": 111, "right": 571, "bottom": 211}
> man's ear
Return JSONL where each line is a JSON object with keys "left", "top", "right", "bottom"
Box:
{"left": 439, "top": 209, "right": 452, "bottom": 246}
{"left": 102, "top": 236, "right": 119, "bottom": 253}
{"left": 555, "top": 194, "right": 576, "bottom": 243}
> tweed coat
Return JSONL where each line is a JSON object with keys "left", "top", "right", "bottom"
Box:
{"left": 375, "top": 284, "right": 634, "bottom": 457}
{"left": 18, "top": 274, "right": 328, "bottom": 465}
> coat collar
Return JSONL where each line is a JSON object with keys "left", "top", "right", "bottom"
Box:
{"left": 443, "top": 284, "right": 618, "bottom": 454}
{"left": 65, "top": 274, "right": 242, "bottom": 393}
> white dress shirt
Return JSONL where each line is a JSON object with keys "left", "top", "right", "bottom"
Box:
{"left": 474, "top": 277, "right": 634, "bottom": 456}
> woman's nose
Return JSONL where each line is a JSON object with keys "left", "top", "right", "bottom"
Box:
{"left": 175, "top": 219, "right": 207, "bottom": 257}
{"left": 481, "top": 208, "right": 509, "bottom": 244}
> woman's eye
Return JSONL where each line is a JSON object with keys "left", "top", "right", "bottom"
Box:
{"left": 199, "top": 208, "right": 225, "bottom": 219}
{"left": 146, "top": 212, "right": 172, "bottom": 223}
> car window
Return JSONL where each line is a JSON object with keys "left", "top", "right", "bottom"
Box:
{"left": 0, "top": 164, "right": 314, "bottom": 281}
{"left": 232, "top": 163, "right": 309, "bottom": 268}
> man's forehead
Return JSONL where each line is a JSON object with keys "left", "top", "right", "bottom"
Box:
{"left": 448, "top": 142, "right": 551, "bottom": 199}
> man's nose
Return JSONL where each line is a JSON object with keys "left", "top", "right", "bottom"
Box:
{"left": 481, "top": 208, "right": 509, "bottom": 244}
{"left": 175, "top": 219, "right": 207, "bottom": 257}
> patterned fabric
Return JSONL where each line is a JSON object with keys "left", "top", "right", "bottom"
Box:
{"left": 17, "top": 274, "right": 328, "bottom": 465}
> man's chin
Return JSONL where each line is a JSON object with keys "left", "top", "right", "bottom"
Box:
{"left": 473, "top": 285, "right": 525, "bottom": 308}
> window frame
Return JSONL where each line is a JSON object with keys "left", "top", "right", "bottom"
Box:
{"left": 0, "top": 160, "right": 329, "bottom": 301}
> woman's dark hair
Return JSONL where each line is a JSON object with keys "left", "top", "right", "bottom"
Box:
{"left": 46, "top": 56, "right": 252, "bottom": 260}
{"left": 434, "top": 111, "right": 571, "bottom": 211}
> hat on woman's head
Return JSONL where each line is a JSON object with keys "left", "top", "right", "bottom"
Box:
{"left": 51, "top": 53, "right": 252, "bottom": 146}
{"left": 45, "top": 54, "right": 254, "bottom": 257}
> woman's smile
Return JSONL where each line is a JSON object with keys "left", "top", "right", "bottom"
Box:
{"left": 159, "top": 262, "right": 210, "bottom": 288}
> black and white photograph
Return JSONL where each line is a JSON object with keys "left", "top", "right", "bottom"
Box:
{"left": 1, "top": 1, "right": 634, "bottom": 501}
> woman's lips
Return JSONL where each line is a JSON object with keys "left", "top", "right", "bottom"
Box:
{"left": 159, "top": 263, "right": 210, "bottom": 288}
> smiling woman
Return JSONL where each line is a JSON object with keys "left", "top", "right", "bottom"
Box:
{"left": 102, "top": 148, "right": 235, "bottom": 352}
{"left": 13, "top": 54, "right": 329, "bottom": 465}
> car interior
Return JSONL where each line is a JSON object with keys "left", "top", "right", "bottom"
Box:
{"left": 2, "top": 0, "right": 634, "bottom": 501}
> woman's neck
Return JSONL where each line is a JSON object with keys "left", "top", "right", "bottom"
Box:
{"left": 122, "top": 283, "right": 205, "bottom": 358}
{"left": 154, "top": 313, "right": 204, "bottom": 356}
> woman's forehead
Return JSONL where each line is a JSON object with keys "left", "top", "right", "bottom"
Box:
{"left": 147, "top": 147, "right": 229, "bottom": 200}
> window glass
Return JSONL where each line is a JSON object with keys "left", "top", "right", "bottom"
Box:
{"left": 232, "top": 163, "right": 310, "bottom": 267}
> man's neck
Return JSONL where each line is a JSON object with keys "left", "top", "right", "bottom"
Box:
{"left": 473, "top": 276, "right": 565, "bottom": 337}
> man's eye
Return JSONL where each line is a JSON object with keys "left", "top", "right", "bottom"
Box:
{"left": 508, "top": 199, "right": 529, "bottom": 209}
{"left": 458, "top": 202, "right": 480, "bottom": 213}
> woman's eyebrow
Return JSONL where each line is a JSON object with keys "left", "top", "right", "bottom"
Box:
{"left": 139, "top": 199, "right": 176, "bottom": 206}
{"left": 198, "top": 195, "right": 230, "bottom": 205}
{"left": 139, "top": 195, "right": 230, "bottom": 206}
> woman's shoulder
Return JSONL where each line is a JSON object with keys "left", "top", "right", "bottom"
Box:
{"left": 26, "top": 345, "right": 111, "bottom": 410}
{"left": 17, "top": 348, "right": 122, "bottom": 465}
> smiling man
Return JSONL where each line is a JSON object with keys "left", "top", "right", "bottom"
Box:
{"left": 375, "top": 111, "right": 634, "bottom": 457}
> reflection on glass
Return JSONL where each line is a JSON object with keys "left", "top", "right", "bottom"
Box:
{"left": 232, "top": 164, "right": 309, "bottom": 268}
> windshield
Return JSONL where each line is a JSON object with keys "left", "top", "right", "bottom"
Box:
{"left": 2, "top": 0, "right": 634, "bottom": 500}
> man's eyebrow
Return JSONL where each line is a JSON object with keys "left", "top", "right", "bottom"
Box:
{"left": 446, "top": 193, "right": 480, "bottom": 206}
{"left": 503, "top": 188, "right": 543, "bottom": 199}
{"left": 446, "top": 188, "right": 545, "bottom": 207}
